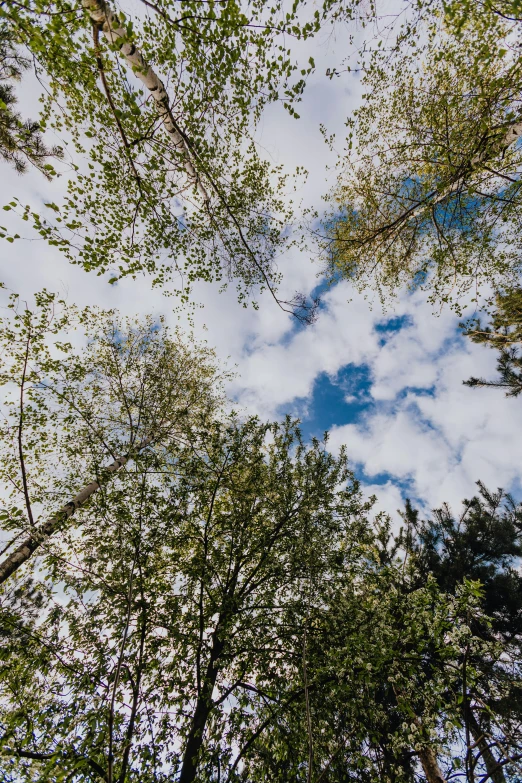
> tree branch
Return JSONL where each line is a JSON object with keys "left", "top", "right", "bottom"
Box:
{"left": 0, "top": 436, "right": 152, "bottom": 585}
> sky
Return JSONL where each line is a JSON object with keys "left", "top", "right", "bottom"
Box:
{"left": 2, "top": 7, "right": 522, "bottom": 526}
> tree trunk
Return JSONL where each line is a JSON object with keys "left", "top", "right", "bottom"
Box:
{"left": 418, "top": 745, "right": 447, "bottom": 783}
{"left": 0, "top": 437, "right": 151, "bottom": 585}
{"left": 374, "top": 115, "right": 522, "bottom": 241}
{"left": 412, "top": 118, "right": 522, "bottom": 217}
{"left": 468, "top": 711, "right": 506, "bottom": 783}
{"left": 82, "top": 0, "right": 209, "bottom": 202}
{"left": 178, "top": 629, "right": 224, "bottom": 783}
{"left": 392, "top": 687, "right": 447, "bottom": 783}
{"left": 422, "top": 116, "right": 522, "bottom": 212}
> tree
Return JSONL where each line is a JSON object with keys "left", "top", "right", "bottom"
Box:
{"left": 462, "top": 287, "right": 522, "bottom": 396}
{"left": 240, "top": 514, "right": 495, "bottom": 783}
{"left": 0, "top": 24, "right": 63, "bottom": 178}
{"left": 323, "top": 2, "right": 522, "bottom": 311}
{"left": 443, "top": 0, "right": 522, "bottom": 30}
{"left": 0, "top": 290, "right": 227, "bottom": 585}
{"left": 0, "top": 411, "right": 372, "bottom": 782}
{"left": 398, "top": 484, "right": 522, "bottom": 783}
{"left": 0, "top": 0, "right": 361, "bottom": 319}
{"left": 243, "top": 487, "right": 522, "bottom": 783}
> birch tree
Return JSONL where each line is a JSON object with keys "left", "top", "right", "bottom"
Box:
{"left": 323, "top": 4, "right": 522, "bottom": 312}
{"left": 0, "top": 290, "right": 227, "bottom": 585}
{"left": 0, "top": 0, "right": 361, "bottom": 319}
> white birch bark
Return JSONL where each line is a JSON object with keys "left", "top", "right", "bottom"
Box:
{"left": 366, "top": 117, "right": 522, "bottom": 245}
{"left": 82, "top": 0, "right": 209, "bottom": 202}
{"left": 0, "top": 436, "right": 151, "bottom": 585}
{"left": 408, "top": 118, "right": 522, "bottom": 224}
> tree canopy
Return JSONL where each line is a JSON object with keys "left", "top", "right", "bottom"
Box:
{"left": 0, "top": 1, "right": 521, "bottom": 780}
{"left": 0, "top": 0, "right": 363, "bottom": 318}
{"left": 323, "top": 1, "right": 522, "bottom": 312}
{"left": 0, "top": 295, "right": 520, "bottom": 782}
{"left": 0, "top": 300, "right": 376, "bottom": 779}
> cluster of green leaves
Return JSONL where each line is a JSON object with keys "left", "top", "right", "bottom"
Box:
{"left": 0, "top": 290, "right": 227, "bottom": 564}
{"left": 244, "top": 567, "right": 486, "bottom": 782}
{"left": 443, "top": 0, "right": 522, "bottom": 31}
{"left": 323, "top": 1, "right": 522, "bottom": 312}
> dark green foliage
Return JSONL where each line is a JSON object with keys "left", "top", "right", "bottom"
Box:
{"left": 400, "top": 482, "right": 522, "bottom": 638}
{"left": 0, "top": 302, "right": 373, "bottom": 783}
{"left": 0, "top": 296, "right": 520, "bottom": 782}
{"left": 464, "top": 347, "right": 522, "bottom": 397}
{"left": 243, "top": 525, "right": 491, "bottom": 783}
{"left": 0, "top": 25, "right": 62, "bottom": 178}
{"left": 249, "top": 485, "right": 522, "bottom": 783}
{"left": 463, "top": 288, "right": 522, "bottom": 396}
{"left": 463, "top": 288, "right": 522, "bottom": 350}
{"left": 399, "top": 484, "right": 522, "bottom": 783}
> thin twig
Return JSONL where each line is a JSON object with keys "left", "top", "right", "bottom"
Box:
{"left": 18, "top": 330, "right": 35, "bottom": 527}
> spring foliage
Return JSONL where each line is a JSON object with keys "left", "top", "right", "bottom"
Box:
{"left": 324, "top": 2, "right": 522, "bottom": 312}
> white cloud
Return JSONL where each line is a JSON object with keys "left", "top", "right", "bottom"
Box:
{"left": 326, "top": 303, "right": 522, "bottom": 512}
{"left": 362, "top": 481, "right": 406, "bottom": 528}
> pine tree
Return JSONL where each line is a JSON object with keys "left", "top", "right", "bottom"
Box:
{"left": 399, "top": 484, "right": 522, "bottom": 783}
{"left": 462, "top": 287, "right": 522, "bottom": 396}
{"left": 0, "top": 25, "right": 62, "bottom": 178}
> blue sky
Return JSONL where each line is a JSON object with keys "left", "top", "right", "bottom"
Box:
{"left": 294, "top": 318, "right": 410, "bottom": 492}
{"left": 295, "top": 362, "right": 374, "bottom": 438}
{"left": 299, "top": 315, "right": 422, "bottom": 441}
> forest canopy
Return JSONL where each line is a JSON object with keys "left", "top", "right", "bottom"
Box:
{"left": 0, "top": 1, "right": 521, "bottom": 782}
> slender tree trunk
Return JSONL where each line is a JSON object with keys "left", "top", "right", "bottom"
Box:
{"left": 416, "top": 116, "right": 522, "bottom": 216}
{"left": 178, "top": 630, "right": 224, "bottom": 783}
{"left": 393, "top": 690, "right": 447, "bottom": 783}
{"left": 371, "top": 115, "right": 522, "bottom": 241}
{"left": 468, "top": 711, "right": 506, "bottom": 783}
{"left": 418, "top": 745, "right": 447, "bottom": 783}
{"left": 82, "top": 0, "right": 209, "bottom": 202}
{"left": 424, "top": 116, "right": 522, "bottom": 210}
{"left": 302, "top": 625, "right": 313, "bottom": 783}
{"left": 84, "top": 0, "right": 307, "bottom": 321}
{"left": 0, "top": 437, "right": 151, "bottom": 585}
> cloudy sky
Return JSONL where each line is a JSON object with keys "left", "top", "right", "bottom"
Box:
{"left": 2, "top": 9, "right": 521, "bottom": 524}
